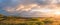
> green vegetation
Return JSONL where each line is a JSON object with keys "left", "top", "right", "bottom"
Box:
{"left": 0, "top": 14, "right": 59, "bottom": 25}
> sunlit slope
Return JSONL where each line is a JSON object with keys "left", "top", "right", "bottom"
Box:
{"left": 0, "top": 16, "right": 60, "bottom": 25}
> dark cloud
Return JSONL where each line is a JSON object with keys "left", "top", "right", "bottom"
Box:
{"left": 35, "top": 0, "right": 51, "bottom": 5}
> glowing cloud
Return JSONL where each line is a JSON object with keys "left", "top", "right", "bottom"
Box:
{"left": 0, "top": 0, "right": 60, "bottom": 17}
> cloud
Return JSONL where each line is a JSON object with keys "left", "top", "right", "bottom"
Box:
{"left": 0, "top": 0, "right": 60, "bottom": 17}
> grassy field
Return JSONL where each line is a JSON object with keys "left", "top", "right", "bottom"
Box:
{"left": 0, "top": 16, "right": 60, "bottom": 25}
{"left": 0, "top": 14, "right": 60, "bottom": 25}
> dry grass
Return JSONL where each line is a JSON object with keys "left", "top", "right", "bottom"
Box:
{"left": 0, "top": 17, "right": 60, "bottom": 25}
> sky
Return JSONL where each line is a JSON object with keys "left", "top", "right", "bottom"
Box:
{"left": 0, "top": 0, "right": 60, "bottom": 17}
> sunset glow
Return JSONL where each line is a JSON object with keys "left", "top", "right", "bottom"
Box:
{"left": 54, "top": 10, "right": 60, "bottom": 15}
{"left": 0, "top": 0, "right": 60, "bottom": 17}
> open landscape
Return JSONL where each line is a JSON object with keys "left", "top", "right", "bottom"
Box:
{"left": 0, "top": 0, "right": 60, "bottom": 25}
{"left": 0, "top": 14, "right": 60, "bottom": 25}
